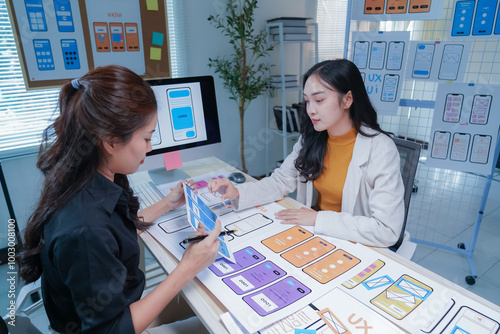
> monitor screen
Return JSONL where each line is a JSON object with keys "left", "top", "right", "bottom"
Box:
{"left": 138, "top": 75, "right": 222, "bottom": 178}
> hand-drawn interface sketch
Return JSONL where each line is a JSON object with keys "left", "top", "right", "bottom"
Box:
{"left": 134, "top": 169, "right": 500, "bottom": 333}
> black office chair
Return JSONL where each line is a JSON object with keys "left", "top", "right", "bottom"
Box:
{"left": 389, "top": 138, "right": 421, "bottom": 254}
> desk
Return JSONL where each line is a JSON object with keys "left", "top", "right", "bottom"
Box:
{"left": 135, "top": 157, "right": 500, "bottom": 334}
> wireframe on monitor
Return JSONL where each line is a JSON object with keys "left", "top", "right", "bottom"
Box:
{"left": 138, "top": 75, "right": 222, "bottom": 176}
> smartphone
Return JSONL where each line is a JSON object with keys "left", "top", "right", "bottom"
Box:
{"left": 386, "top": 0, "right": 407, "bottom": 13}
{"left": 33, "top": 39, "right": 54, "bottom": 71}
{"left": 412, "top": 43, "right": 435, "bottom": 79}
{"left": 125, "top": 23, "right": 140, "bottom": 51}
{"left": 185, "top": 185, "right": 216, "bottom": 231}
{"left": 316, "top": 308, "right": 349, "bottom": 333}
{"left": 364, "top": 0, "right": 385, "bottom": 14}
{"left": 60, "top": 39, "right": 80, "bottom": 70}
{"left": 109, "top": 22, "right": 126, "bottom": 52}
{"left": 223, "top": 261, "right": 286, "bottom": 295}
{"left": 470, "top": 134, "right": 492, "bottom": 164}
{"left": 469, "top": 94, "right": 492, "bottom": 125}
{"left": 371, "top": 275, "right": 433, "bottom": 320}
{"left": 353, "top": 41, "right": 370, "bottom": 69}
{"left": 386, "top": 41, "right": 405, "bottom": 70}
{"left": 167, "top": 87, "right": 197, "bottom": 141}
{"left": 25, "top": 0, "right": 47, "bottom": 32}
{"left": 472, "top": 0, "right": 497, "bottom": 35}
{"left": 451, "top": 0, "right": 475, "bottom": 36}
{"left": 381, "top": 74, "right": 399, "bottom": 102}
{"left": 369, "top": 41, "right": 386, "bottom": 70}
{"left": 243, "top": 277, "right": 311, "bottom": 316}
{"left": 450, "top": 132, "right": 471, "bottom": 162}
{"left": 303, "top": 249, "right": 361, "bottom": 284}
{"left": 431, "top": 131, "right": 451, "bottom": 159}
{"left": 443, "top": 306, "right": 499, "bottom": 333}
{"left": 225, "top": 213, "right": 273, "bottom": 236}
{"left": 442, "top": 93, "right": 463, "bottom": 123}
{"left": 53, "top": 0, "right": 74, "bottom": 32}
{"left": 438, "top": 44, "right": 464, "bottom": 81}
{"left": 495, "top": 4, "right": 500, "bottom": 35}
{"left": 93, "top": 22, "right": 111, "bottom": 52}
{"left": 262, "top": 226, "right": 313, "bottom": 253}
{"left": 408, "top": 0, "right": 431, "bottom": 13}
{"left": 209, "top": 246, "right": 265, "bottom": 277}
{"left": 158, "top": 215, "right": 189, "bottom": 234}
{"left": 281, "top": 237, "right": 336, "bottom": 268}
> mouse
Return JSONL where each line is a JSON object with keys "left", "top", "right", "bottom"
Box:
{"left": 228, "top": 172, "right": 246, "bottom": 184}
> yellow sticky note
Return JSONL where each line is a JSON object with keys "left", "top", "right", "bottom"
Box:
{"left": 150, "top": 47, "right": 162, "bottom": 61}
{"left": 146, "top": 0, "right": 159, "bottom": 11}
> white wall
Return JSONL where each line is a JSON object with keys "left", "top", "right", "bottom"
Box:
{"left": 4, "top": 0, "right": 317, "bottom": 232}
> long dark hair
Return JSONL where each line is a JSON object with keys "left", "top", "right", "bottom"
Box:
{"left": 295, "top": 59, "right": 390, "bottom": 180}
{"left": 19, "top": 65, "right": 157, "bottom": 283}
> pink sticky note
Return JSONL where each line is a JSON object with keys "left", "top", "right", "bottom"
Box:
{"left": 194, "top": 180, "right": 208, "bottom": 189}
{"left": 163, "top": 151, "right": 182, "bottom": 171}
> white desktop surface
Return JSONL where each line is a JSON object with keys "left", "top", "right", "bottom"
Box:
{"left": 133, "top": 157, "right": 500, "bottom": 334}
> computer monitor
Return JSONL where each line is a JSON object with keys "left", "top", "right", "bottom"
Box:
{"left": 138, "top": 75, "right": 222, "bottom": 184}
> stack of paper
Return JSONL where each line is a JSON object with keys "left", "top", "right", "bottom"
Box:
{"left": 270, "top": 75, "right": 298, "bottom": 89}
{"left": 267, "top": 17, "right": 312, "bottom": 41}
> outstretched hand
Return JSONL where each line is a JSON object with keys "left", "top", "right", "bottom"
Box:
{"left": 207, "top": 178, "right": 239, "bottom": 201}
{"left": 165, "top": 179, "right": 195, "bottom": 209}
{"left": 275, "top": 207, "right": 318, "bottom": 226}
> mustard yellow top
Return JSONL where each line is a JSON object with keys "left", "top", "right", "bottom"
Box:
{"left": 314, "top": 127, "right": 357, "bottom": 212}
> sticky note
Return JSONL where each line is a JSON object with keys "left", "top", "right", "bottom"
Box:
{"left": 146, "top": 0, "right": 159, "bottom": 11}
{"left": 152, "top": 32, "right": 164, "bottom": 46}
{"left": 163, "top": 151, "right": 182, "bottom": 171}
{"left": 150, "top": 47, "right": 162, "bottom": 61}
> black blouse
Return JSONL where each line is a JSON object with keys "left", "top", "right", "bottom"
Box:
{"left": 40, "top": 173, "right": 144, "bottom": 333}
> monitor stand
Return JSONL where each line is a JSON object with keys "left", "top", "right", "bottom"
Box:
{"left": 147, "top": 167, "right": 190, "bottom": 185}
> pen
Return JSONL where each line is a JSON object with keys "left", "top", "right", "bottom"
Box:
{"left": 182, "top": 230, "right": 237, "bottom": 244}
{"left": 217, "top": 192, "right": 241, "bottom": 218}
{"left": 217, "top": 192, "right": 231, "bottom": 211}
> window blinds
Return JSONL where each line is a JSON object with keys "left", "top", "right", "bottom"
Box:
{"left": 0, "top": 1, "right": 59, "bottom": 158}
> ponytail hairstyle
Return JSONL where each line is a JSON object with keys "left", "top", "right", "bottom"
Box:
{"left": 19, "top": 65, "right": 157, "bottom": 283}
{"left": 295, "top": 59, "right": 391, "bottom": 181}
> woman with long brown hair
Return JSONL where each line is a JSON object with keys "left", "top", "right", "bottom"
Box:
{"left": 19, "top": 65, "right": 220, "bottom": 333}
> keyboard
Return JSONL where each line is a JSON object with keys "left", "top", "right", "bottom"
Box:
{"left": 133, "top": 181, "right": 164, "bottom": 209}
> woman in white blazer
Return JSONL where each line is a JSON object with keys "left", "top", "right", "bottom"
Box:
{"left": 209, "top": 59, "right": 404, "bottom": 248}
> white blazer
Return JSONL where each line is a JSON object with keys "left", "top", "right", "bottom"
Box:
{"left": 232, "top": 126, "right": 405, "bottom": 247}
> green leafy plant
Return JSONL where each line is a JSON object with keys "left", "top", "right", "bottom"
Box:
{"left": 208, "top": 0, "right": 274, "bottom": 174}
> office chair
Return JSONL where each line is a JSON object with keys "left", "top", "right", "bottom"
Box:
{"left": 389, "top": 138, "right": 421, "bottom": 258}
{"left": 2, "top": 280, "right": 47, "bottom": 334}
{"left": 1, "top": 162, "right": 49, "bottom": 333}
{"left": 0, "top": 161, "right": 23, "bottom": 264}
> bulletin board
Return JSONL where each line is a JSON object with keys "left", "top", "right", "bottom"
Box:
{"left": 6, "top": 0, "right": 170, "bottom": 90}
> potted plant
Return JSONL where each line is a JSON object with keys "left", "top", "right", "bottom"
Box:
{"left": 208, "top": 0, "right": 274, "bottom": 174}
